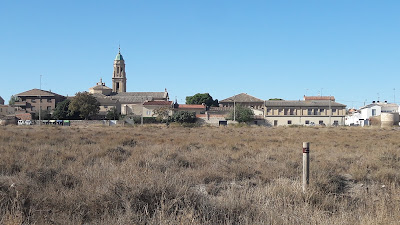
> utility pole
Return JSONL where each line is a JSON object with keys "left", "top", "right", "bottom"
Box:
{"left": 39, "top": 75, "right": 42, "bottom": 126}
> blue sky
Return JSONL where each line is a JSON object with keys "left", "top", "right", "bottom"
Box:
{"left": 1, "top": 1, "right": 399, "bottom": 108}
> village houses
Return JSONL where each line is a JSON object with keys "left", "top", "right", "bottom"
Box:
{"left": 6, "top": 48, "right": 400, "bottom": 127}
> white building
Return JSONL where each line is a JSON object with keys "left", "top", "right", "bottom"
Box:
{"left": 347, "top": 101, "right": 399, "bottom": 126}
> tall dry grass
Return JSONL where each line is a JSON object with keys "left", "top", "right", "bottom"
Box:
{"left": 0, "top": 125, "right": 399, "bottom": 224}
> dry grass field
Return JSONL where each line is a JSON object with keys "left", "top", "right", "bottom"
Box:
{"left": 0, "top": 125, "right": 399, "bottom": 224}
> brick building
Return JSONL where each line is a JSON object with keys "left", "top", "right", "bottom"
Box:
{"left": 14, "top": 89, "right": 66, "bottom": 114}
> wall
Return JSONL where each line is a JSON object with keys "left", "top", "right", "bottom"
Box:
{"left": 265, "top": 116, "right": 345, "bottom": 126}
{"left": 360, "top": 106, "right": 381, "bottom": 120}
{"left": 121, "top": 104, "right": 144, "bottom": 115}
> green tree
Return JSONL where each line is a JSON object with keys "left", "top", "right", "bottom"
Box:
{"left": 172, "top": 111, "right": 196, "bottom": 123}
{"left": 32, "top": 110, "right": 52, "bottom": 120}
{"left": 226, "top": 104, "right": 254, "bottom": 123}
{"left": 53, "top": 99, "right": 71, "bottom": 120}
{"left": 152, "top": 106, "right": 171, "bottom": 122}
{"left": 106, "top": 107, "right": 120, "bottom": 120}
{"left": 185, "top": 93, "right": 218, "bottom": 107}
{"left": 8, "top": 95, "right": 18, "bottom": 105}
{"left": 68, "top": 92, "right": 100, "bottom": 120}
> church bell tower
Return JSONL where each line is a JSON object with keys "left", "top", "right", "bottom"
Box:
{"left": 112, "top": 47, "right": 126, "bottom": 93}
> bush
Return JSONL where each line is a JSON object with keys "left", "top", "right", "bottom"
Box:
{"left": 172, "top": 111, "right": 196, "bottom": 123}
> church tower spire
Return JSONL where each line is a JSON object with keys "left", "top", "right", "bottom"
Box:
{"left": 112, "top": 47, "right": 126, "bottom": 93}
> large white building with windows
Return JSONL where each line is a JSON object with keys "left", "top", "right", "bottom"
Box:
{"left": 264, "top": 96, "right": 346, "bottom": 126}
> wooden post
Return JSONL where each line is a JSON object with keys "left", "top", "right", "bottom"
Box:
{"left": 302, "top": 142, "right": 310, "bottom": 193}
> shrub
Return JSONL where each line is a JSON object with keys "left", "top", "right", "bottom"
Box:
{"left": 172, "top": 111, "right": 196, "bottom": 123}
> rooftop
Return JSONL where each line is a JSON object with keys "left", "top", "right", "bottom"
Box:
{"left": 176, "top": 104, "right": 206, "bottom": 109}
{"left": 15, "top": 89, "right": 64, "bottom": 98}
{"left": 143, "top": 101, "right": 173, "bottom": 106}
{"left": 220, "top": 93, "right": 264, "bottom": 103}
{"left": 265, "top": 100, "right": 346, "bottom": 107}
{"left": 115, "top": 52, "right": 124, "bottom": 61}
{"left": 304, "top": 96, "right": 335, "bottom": 101}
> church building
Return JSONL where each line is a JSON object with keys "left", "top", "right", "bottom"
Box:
{"left": 89, "top": 48, "right": 169, "bottom": 117}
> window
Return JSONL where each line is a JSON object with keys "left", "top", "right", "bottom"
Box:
{"left": 47, "top": 99, "right": 52, "bottom": 103}
{"left": 47, "top": 106, "right": 51, "bottom": 111}
{"left": 273, "top": 120, "right": 278, "bottom": 126}
{"left": 279, "top": 109, "right": 283, "bottom": 115}
{"left": 314, "top": 109, "right": 319, "bottom": 115}
{"left": 284, "top": 109, "right": 289, "bottom": 115}
{"left": 308, "top": 109, "right": 312, "bottom": 115}
{"left": 146, "top": 110, "right": 151, "bottom": 115}
{"left": 104, "top": 106, "right": 108, "bottom": 108}
{"left": 267, "top": 109, "right": 271, "bottom": 115}
{"left": 116, "top": 82, "right": 120, "bottom": 90}
{"left": 287, "top": 120, "right": 292, "bottom": 125}
{"left": 31, "top": 106, "right": 35, "bottom": 111}
{"left": 372, "top": 109, "right": 376, "bottom": 116}
{"left": 290, "top": 109, "right": 295, "bottom": 115}
{"left": 305, "top": 120, "right": 310, "bottom": 125}
{"left": 31, "top": 99, "right": 36, "bottom": 103}
{"left": 320, "top": 109, "right": 325, "bottom": 114}
{"left": 332, "top": 109, "right": 337, "bottom": 113}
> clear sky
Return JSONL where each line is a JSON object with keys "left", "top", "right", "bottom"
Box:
{"left": 1, "top": 1, "right": 399, "bottom": 108}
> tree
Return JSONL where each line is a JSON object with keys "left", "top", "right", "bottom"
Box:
{"left": 32, "top": 110, "right": 52, "bottom": 120}
{"left": 152, "top": 106, "right": 171, "bottom": 122}
{"left": 68, "top": 92, "right": 100, "bottom": 120}
{"left": 226, "top": 104, "right": 254, "bottom": 123}
{"left": 53, "top": 99, "right": 71, "bottom": 120}
{"left": 106, "top": 107, "right": 120, "bottom": 120}
{"left": 186, "top": 93, "right": 218, "bottom": 107}
{"left": 8, "top": 95, "right": 18, "bottom": 105}
{"left": 172, "top": 111, "right": 196, "bottom": 123}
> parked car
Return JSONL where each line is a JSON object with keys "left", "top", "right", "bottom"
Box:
{"left": 25, "top": 120, "right": 32, "bottom": 125}
{"left": 18, "top": 120, "right": 24, "bottom": 125}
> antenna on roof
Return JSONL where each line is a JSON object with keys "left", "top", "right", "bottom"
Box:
{"left": 118, "top": 41, "right": 121, "bottom": 53}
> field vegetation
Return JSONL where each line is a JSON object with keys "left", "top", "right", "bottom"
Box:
{"left": 0, "top": 125, "right": 399, "bottom": 224}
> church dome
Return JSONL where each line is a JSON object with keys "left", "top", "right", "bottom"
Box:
{"left": 115, "top": 52, "right": 124, "bottom": 61}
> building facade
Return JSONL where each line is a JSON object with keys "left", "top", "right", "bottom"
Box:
{"left": 264, "top": 97, "right": 346, "bottom": 126}
{"left": 142, "top": 101, "right": 174, "bottom": 117}
{"left": 14, "top": 89, "right": 66, "bottom": 114}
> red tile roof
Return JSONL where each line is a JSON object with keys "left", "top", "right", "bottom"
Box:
{"left": 143, "top": 101, "right": 173, "bottom": 106}
{"left": 304, "top": 96, "right": 335, "bottom": 101}
{"left": 177, "top": 104, "right": 206, "bottom": 109}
